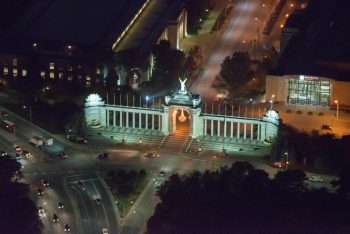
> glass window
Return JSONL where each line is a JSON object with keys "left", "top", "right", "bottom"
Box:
{"left": 12, "top": 58, "right": 17, "bottom": 66}
{"left": 22, "top": 69, "right": 27, "bottom": 77}
{"left": 3, "top": 67, "right": 8, "bottom": 75}
{"left": 13, "top": 68, "right": 18, "bottom": 77}
{"left": 50, "top": 72, "right": 55, "bottom": 79}
{"left": 40, "top": 71, "right": 46, "bottom": 78}
{"left": 58, "top": 72, "right": 63, "bottom": 79}
{"left": 49, "top": 62, "right": 55, "bottom": 70}
{"left": 288, "top": 77, "right": 330, "bottom": 106}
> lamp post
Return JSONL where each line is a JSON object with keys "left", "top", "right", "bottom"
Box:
{"left": 270, "top": 94, "right": 275, "bottom": 110}
{"left": 284, "top": 151, "right": 289, "bottom": 171}
{"left": 334, "top": 100, "right": 339, "bottom": 119}
{"left": 262, "top": 4, "right": 269, "bottom": 24}
{"left": 23, "top": 105, "right": 32, "bottom": 122}
{"left": 211, "top": 154, "right": 217, "bottom": 170}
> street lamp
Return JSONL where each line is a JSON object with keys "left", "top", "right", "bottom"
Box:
{"left": 270, "top": 94, "right": 275, "bottom": 110}
{"left": 334, "top": 100, "right": 339, "bottom": 119}
{"left": 23, "top": 105, "right": 32, "bottom": 122}
{"left": 262, "top": 4, "right": 269, "bottom": 23}
{"left": 284, "top": 152, "right": 289, "bottom": 171}
{"left": 133, "top": 210, "right": 144, "bottom": 234}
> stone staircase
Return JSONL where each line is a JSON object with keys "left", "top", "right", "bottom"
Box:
{"left": 163, "top": 127, "right": 190, "bottom": 153}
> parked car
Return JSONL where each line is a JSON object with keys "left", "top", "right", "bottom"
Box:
{"left": 308, "top": 175, "right": 324, "bottom": 182}
{"left": 13, "top": 145, "right": 22, "bottom": 154}
{"left": 0, "top": 150, "right": 8, "bottom": 156}
{"left": 321, "top": 124, "right": 332, "bottom": 130}
{"left": 38, "top": 206, "right": 44, "bottom": 215}
{"left": 78, "top": 181, "right": 85, "bottom": 190}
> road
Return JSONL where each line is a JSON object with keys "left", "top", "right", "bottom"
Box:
{"left": 189, "top": 0, "right": 271, "bottom": 101}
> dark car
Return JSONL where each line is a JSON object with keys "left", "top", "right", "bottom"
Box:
{"left": 22, "top": 150, "right": 31, "bottom": 157}
{"left": 64, "top": 224, "right": 70, "bottom": 232}
{"left": 0, "top": 150, "right": 8, "bottom": 157}
{"left": 53, "top": 214, "right": 59, "bottom": 223}
{"left": 97, "top": 152, "right": 108, "bottom": 159}
{"left": 58, "top": 152, "right": 68, "bottom": 159}
{"left": 37, "top": 188, "right": 44, "bottom": 196}
{"left": 0, "top": 111, "right": 8, "bottom": 117}
{"left": 144, "top": 152, "right": 159, "bottom": 158}
{"left": 78, "top": 181, "right": 85, "bottom": 190}
{"left": 321, "top": 124, "right": 332, "bottom": 130}
{"left": 58, "top": 202, "right": 64, "bottom": 209}
{"left": 41, "top": 179, "right": 50, "bottom": 187}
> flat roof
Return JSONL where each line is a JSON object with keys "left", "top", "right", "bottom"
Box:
{"left": 3, "top": 0, "right": 146, "bottom": 48}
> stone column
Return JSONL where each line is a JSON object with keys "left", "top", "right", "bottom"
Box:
{"left": 237, "top": 122, "right": 240, "bottom": 138}
{"left": 244, "top": 122, "right": 247, "bottom": 139}
{"left": 211, "top": 119, "right": 214, "bottom": 136}
{"left": 113, "top": 111, "right": 116, "bottom": 127}
{"left": 257, "top": 123, "right": 260, "bottom": 141}
{"left": 139, "top": 113, "right": 142, "bottom": 129}
{"left": 106, "top": 109, "right": 110, "bottom": 126}
{"left": 126, "top": 112, "right": 129, "bottom": 127}
{"left": 204, "top": 119, "right": 207, "bottom": 135}
{"left": 251, "top": 123, "right": 254, "bottom": 140}
{"left": 217, "top": 120, "right": 220, "bottom": 137}
{"left": 146, "top": 114, "right": 148, "bottom": 129}
{"left": 231, "top": 121, "right": 233, "bottom": 138}
{"left": 224, "top": 119, "right": 227, "bottom": 137}
{"left": 119, "top": 110, "right": 123, "bottom": 127}
{"left": 152, "top": 114, "right": 155, "bottom": 130}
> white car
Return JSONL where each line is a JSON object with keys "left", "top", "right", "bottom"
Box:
{"left": 102, "top": 228, "right": 108, "bottom": 234}
{"left": 308, "top": 175, "right": 324, "bottom": 182}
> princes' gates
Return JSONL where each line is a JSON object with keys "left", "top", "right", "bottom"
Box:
{"left": 85, "top": 80, "right": 280, "bottom": 155}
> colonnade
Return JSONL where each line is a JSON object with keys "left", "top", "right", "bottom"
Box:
{"left": 201, "top": 116, "right": 263, "bottom": 140}
{"left": 105, "top": 106, "right": 162, "bottom": 131}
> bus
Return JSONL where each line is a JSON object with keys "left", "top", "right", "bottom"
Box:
{"left": 1, "top": 119, "right": 15, "bottom": 132}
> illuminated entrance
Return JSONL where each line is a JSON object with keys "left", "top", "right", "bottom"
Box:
{"left": 174, "top": 109, "right": 190, "bottom": 133}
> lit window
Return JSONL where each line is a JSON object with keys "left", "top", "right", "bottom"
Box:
{"left": 40, "top": 71, "right": 46, "bottom": 78}
{"left": 49, "top": 62, "right": 55, "bottom": 70}
{"left": 68, "top": 65, "right": 73, "bottom": 71}
{"left": 67, "top": 75, "right": 73, "bottom": 81}
{"left": 12, "top": 59, "right": 17, "bottom": 66}
{"left": 86, "top": 75, "right": 91, "bottom": 81}
{"left": 3, "top": 67, "right": 9, "bottom": 75}
{"left": 22, "top": 69, "right": 27, "bottom": 77}
{"left": 13, "top": 68, "right": 18, "bottom": 77}
{"left": 96, "top": 68, "right": 101, "bottom": 75}
{"left": 50, "top": 72, "right": 55, "bottom": 79}
{"left": 77, "top": 75, "right": 82, "bottom": 79}
{"left": 58, "top": 72, "right": 63, "bottom": 79}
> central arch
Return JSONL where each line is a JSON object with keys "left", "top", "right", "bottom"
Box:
{"left": 170, "top": 107, "right": 192, "bottom": 136}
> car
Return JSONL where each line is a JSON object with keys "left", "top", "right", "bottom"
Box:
{"left": 22, "top": 150, "right": 31, "bottom": 157}
{"left": 159, "top": 170, "right": 166, "bottom": 177}
{"left": 154, "top": 185, "right": 161, "bottom": 196}
{"left": 13, "top": 145, "right": 22, "bottom": 154}
{"left": 78, "top": 181, "right": 85, "bottom": 190}
{"left": 270, "top": 161, "right": 284, "bottom": 168}
{"left": 38, "top": 206, "right": 44, "bottom": 215}
{"left": 321, "top": 124, "right": 332, "bottom": 130}
{"left": 0, "top": 111, "right": 8, "bottom": 117}
{"left": 58, "top": 202, "right": 64, "bottom": 209}
{"left": 102, "top": 228, "right": 108, "bottom": 234}
{"left": 58, "top": 152, "right": 68, "bottom": 159}
{"left": 41, "top": 179, "right": 50, "bottom": 187}
{"left": 95, "top": 198, "right": 101, "bottom": 205}
{"left": 0, "top": 150, "right": 8, "bottom": 156}
{"left": 144, "top": 152, "right": 159, "bottom": 158}
{"left": 15, "top": 153, "right": 22, "bottom": 160}
{"left": 36, "top": 188, "right": 44, "bottom": 196}
{"left": 53, "top": 214, "right": 59, "bottom": 223}
{"left": 64, "top": 224, "right": 70, "bottom": 232}
{"left": 308, "top": 175, "right": 324, "bottom": 182}
{"left": 97, "top": 152, "right": 108, "bottom": 159}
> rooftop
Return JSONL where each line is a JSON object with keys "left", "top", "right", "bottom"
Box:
{"left": 273, "top": 0, "right": 350, "bottom": 81}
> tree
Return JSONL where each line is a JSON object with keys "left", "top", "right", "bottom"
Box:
{"left": 273, "top": 169, "right": 307, "bottom": 191}
{"left": 213, "top": 51, "right": 252, "bottom": 100}
{"left": 152, "top": 40, "right": 185, "bottom": 89}
{"left": 0, "top": 156, "right": 42, "bottom": 234}
{"left": 332, "top": 162, "right": 350, "bottom": 198}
